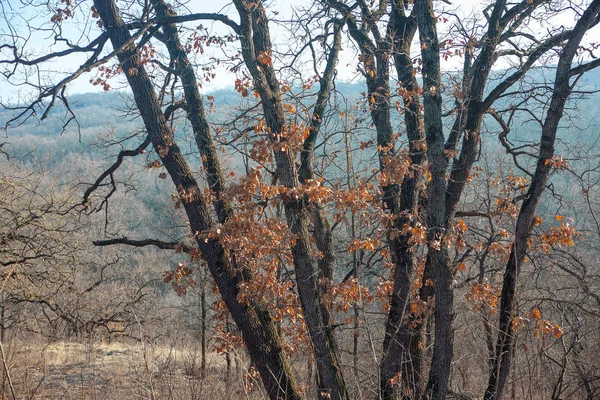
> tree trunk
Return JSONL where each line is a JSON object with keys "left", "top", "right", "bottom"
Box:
{"left": 380, "top": 8, "right": 428, "bottom": 398}
{"left": 232, "top": 2, "right": 348, "bottom": 398}
{"left": 415, "top": 2, "right": 453, "bottom": 399}
{"left": 93, "top": 2, "right": 301, "bottom": 398}
{"left": 485, "top": 2, "right": 600, "bottom": 398}
{"left": 152, "top": 0, "right": 232, "bottom": 224}
{"left": 200, "top": 271, "right": 207, "bottom": 375}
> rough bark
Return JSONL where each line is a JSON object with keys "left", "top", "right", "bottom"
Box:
{"left": 379, "top": 3, "right": 427, "bottom": 399}
{"left": 415, "top": 1, "right": 453, "bottom": 399}
{"left": 326, "top": 2, "right": 429, "bottom": 397}
{"left": 232, "top": 1, "right": 348, "bottom": 399}
{"left": 484, "top": 1, "right": 600, "bottom": 398}
{"left": 445, "top": 0, "right": 505, "bottom": 223}
{"left": 298, "top": 21, "right": 342, "bottom": 345}
{"left": 93, "top": 1, "right": 301, "bottom": 398}
{"left": 299, "top": 21, "right": 342, "bottom": 185}
{"left": 152, "top": 0, "right": 232, "bottom": 224}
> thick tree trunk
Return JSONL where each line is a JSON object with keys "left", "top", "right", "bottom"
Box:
{"left": 415, "top": 2, "right": 453, "bottom": 399}
{"left": 93, "top": 2, "right": 301, "bottom": 398}
{"left": 152, "top": 0, "right": 232, "bottom": 224}
{"left": 299, "top": 22, "right": 343, "bottom": 358}
{"left": 485, "top": 2, "right": 600, "bottom": 398}
{"left": 380, "top": 5, "right": 427, "bottom": 399}
{"left": 330, "top": 4, "right": 431, "bottom": 398}
{"left": 232, "top": 2, "right": 348, "bottom": 399}
{"left": 444, "top": 0, "right": 507, "bottom": 223}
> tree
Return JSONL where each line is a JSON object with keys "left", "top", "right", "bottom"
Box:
{"left": 0, "top": 157, "right": 160, "bottom": 344}
{"left": 485, "top": 2, "right": 600, "bottom": 397}
{"left": 320, "top": 0, "right": 600, "bottom": 398}
{"left": 2, "top": 1, "right": 600, "bottom": 399}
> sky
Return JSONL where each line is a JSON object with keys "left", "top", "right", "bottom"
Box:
{"left": 0, "top": 0, "right": 595, "bottom": 105}
{"left": 0, "top": 0, "right": 478, "bottom": 100}
{"left": 0, "top": 0, "right": 310, "bottom": 98}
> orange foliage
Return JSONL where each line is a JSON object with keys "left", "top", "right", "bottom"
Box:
{"left": 487, "top": 241, "right": 512, "bottom": 262}
{"left": 538, "top": 221, "right": 580, "bottom": 253}
{"left": 375, "top": 280, "right": 394, "bottom": 312}
{"left": 380, "top": 150, "right": 418, "bottom": 186}
{"left": 466, "top": 281, "right": 500, "bottom": 312}
{"left": 347, "top": 238, "right": 377, "bottom": 253}
{"left": 162, "top": 263, "right": 196, "bottom": 296}
{"left": 544, "top": 155, "right": 569, "bottom": 170}
{"left": 320, "top": 278, "right": 374, "bottom": 314}
{"left": 242, "top": 366, "right": 261, "bottom": 393}
{"left": 512, "top": 308, "right": 564, "bottom": 343}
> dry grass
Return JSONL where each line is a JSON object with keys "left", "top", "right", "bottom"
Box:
{"left": 2, "top": 339, "right": 260, "bottom": 400}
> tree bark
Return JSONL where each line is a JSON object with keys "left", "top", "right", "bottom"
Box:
{"left": 93, "top": 1, "right": 301, "bottom": 398}
{"left": 380, "top": 4, "right": 427, "bottom": 399}
{"left": 445, "top": 0, "right": 506, "bottom": 223}
{"left": 232, "top": 2, "right": 348, "bottom": 399}
{"left": 415, "top": 2, "right": 453, "bottom": 399}
{"left": 152, "top": 0, "right": 232, "bottom": 224}
{"left": 299, "top": 21, "right": 343, "bottom": 358}
{"left": 485, "top": 1, "right": 600, "bottom": 398}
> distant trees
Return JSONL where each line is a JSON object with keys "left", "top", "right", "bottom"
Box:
{"left": 0, "top": 169, "right": 73, "bottom": 340}
{"left": 2, "top": 1, "right": 600, "bottom": 399}
{"left": 0, "top": 160, "right": 170, "bottom": 345}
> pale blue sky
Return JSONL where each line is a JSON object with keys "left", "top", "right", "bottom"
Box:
{"left": 1, "top": 0, "right": 594, "bottom": 105}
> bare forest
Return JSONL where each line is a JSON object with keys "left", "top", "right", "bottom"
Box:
{"left": 1, "top": 0, "right": 600, "bottom": 399}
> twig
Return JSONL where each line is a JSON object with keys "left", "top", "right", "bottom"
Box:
{"left": 0, "top": 338, "right": 16, "bottom": 400}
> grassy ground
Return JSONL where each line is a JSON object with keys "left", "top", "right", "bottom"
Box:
{"left": 2, "top": 339, "right": 260, "bottom": 399}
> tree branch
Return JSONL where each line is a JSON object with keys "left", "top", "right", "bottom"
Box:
{"left": 93, "top": 237, "right": 192, "bottom": 253}
{"left": 81, "top": 136, "right": 151, "bottom": 211}
{"left": 127, "top": 13, "right": 241, "bottom": 35}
